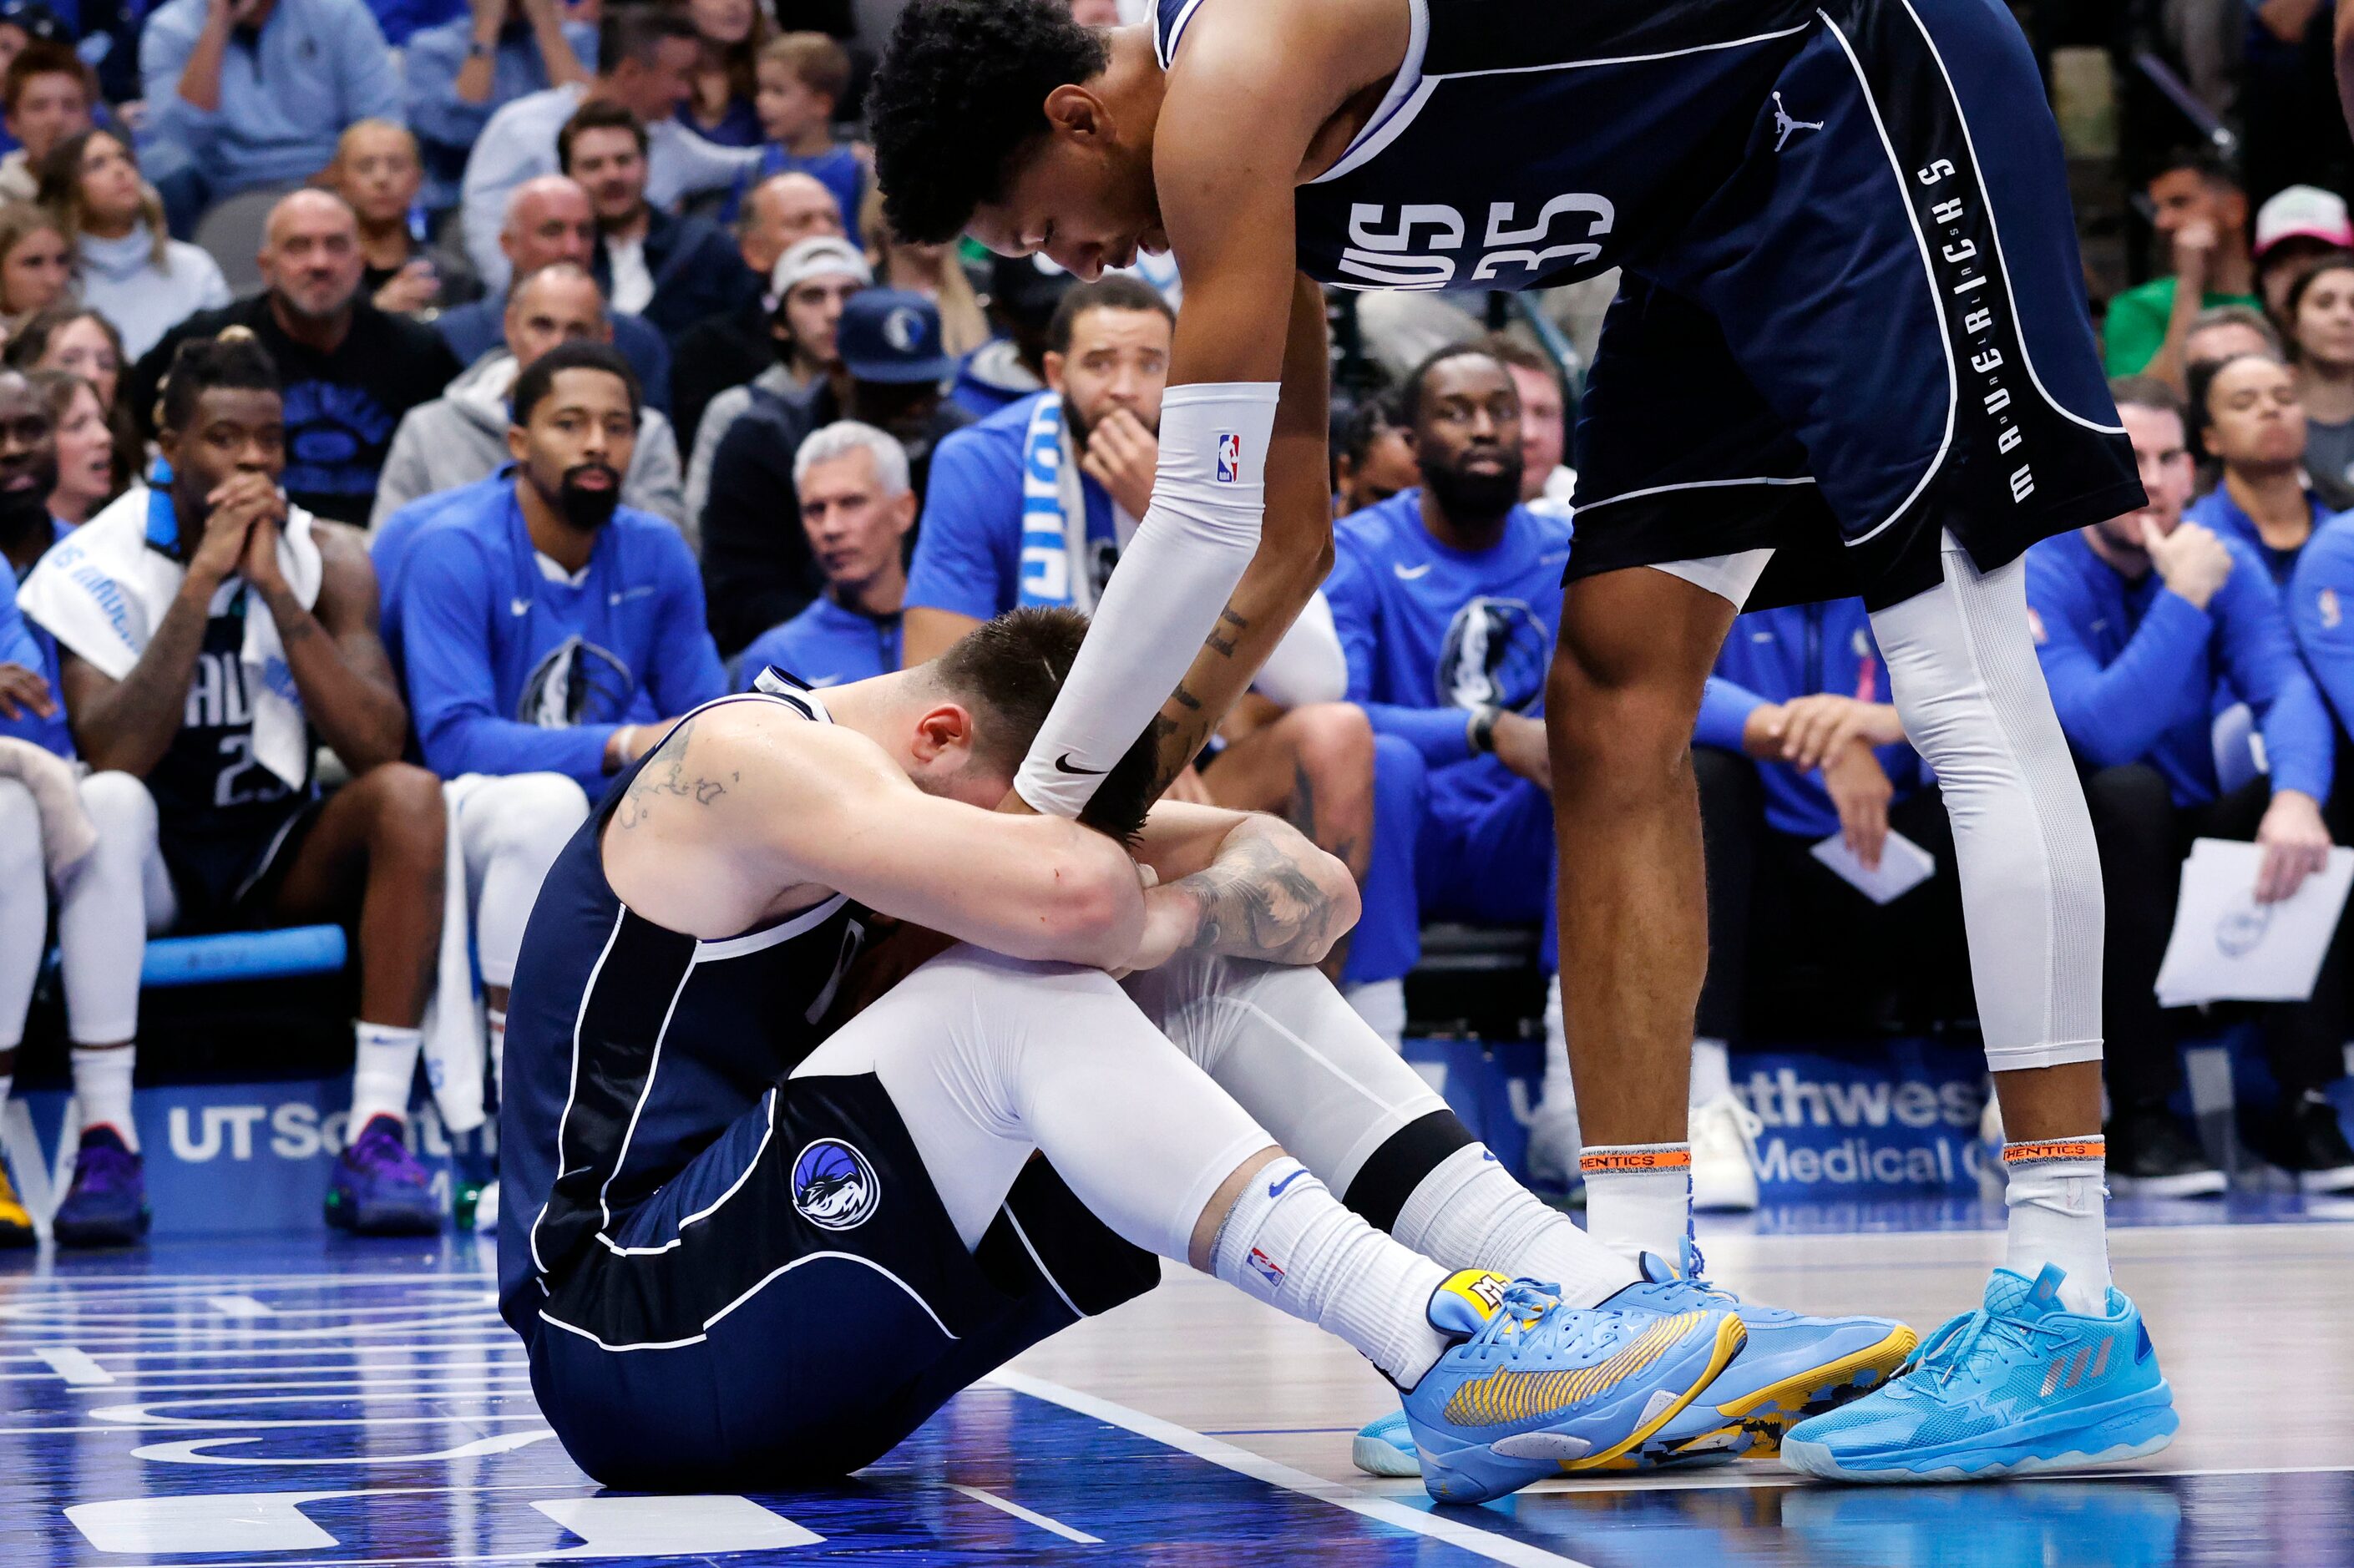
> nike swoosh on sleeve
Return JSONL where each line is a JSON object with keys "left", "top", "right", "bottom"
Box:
{"left": 1393, "top": 563, "right": 1434, "bottom": 580}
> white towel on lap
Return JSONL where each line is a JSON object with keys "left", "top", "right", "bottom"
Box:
{"left": 18, "top": 486, "right": 322, "bottom": 788}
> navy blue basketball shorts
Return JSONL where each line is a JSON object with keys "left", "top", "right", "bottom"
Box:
{"left": 527, "top": 1071, "right": 1160, "bottom": 1490}
{"left": 1566, "top": 0, "right": 2144, "bottom": 613}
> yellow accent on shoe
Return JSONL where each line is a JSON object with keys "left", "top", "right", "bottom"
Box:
{"left": 1713, "top": 1323, "right": 1920, "bottom": 1457}
{"left": 0, "top": 1161, "right": 35, "bottom": 1247}
{"left": 1566, "top": 1312, "right": 1749, "bottom": 1473}
{"left": 1432, "top": 1268, "right": 1515, "bottom": 1323}
{"left": 1443, "top": 1309, "right": 1713, "bottom": 1427}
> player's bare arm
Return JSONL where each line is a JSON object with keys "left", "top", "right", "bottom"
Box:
{"left": 1126, "top": 798, "right": 1361, "bottom": 969}
{"left": 602, "top": 701, "right": 1147, "bottom": 967}
{"left": 249, "top": 518, "right": 410, "bottom": 774}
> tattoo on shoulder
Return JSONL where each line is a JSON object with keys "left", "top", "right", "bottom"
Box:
{"left": 613, "top": 717, "right": 741, "bottom": 828}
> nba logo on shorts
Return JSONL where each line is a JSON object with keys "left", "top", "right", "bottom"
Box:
{"left": 792, "top": 1139, "right": 880, "bottom": 1231}
{"left": 1216, "top": 432, "right": 1241, "bottom": 483}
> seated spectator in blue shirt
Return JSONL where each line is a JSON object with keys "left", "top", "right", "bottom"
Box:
{"left": 139, "top": 0, "right": 403, "bottom": 237}
{"left": 736, "top": 33, "right": 863, "bottom": 242}
{"left": 438, "top": 174, "right": 673, "bottom": 412}
{"left": 559, "top": 99, "right": 752, "bottom": 345}
{"left": 737, "top": 421, "right": 909, "bottom": 689}
{"left": 2184, "top": 350, "right": 2337, "bottom": 588}
{"left": 1324, "top": 346, "right": 1568, "bottom": 1050}
{"left": 952, "top": 253, "right": 1070, "bottom": 419}
{"left": 1688, "top": 600, "right": 1967, "bottom": 1210}
{"left": 2029, "top": 375, "right": 2354, "bottom": 1194}
{"left": 404, "top": 0, "right": 590, "bottom": 214}
{"left": 458, "top": 5, "right": 761, "bottom": 296}
{"left": 393, "top": 340, "right": 726, "bottom": 797}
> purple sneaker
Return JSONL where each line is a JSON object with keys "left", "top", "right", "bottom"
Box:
{"left": 327, "top": 1115, "right": 443, "bottom": 1236}
{"left": 53, "top": 1128, "right": 150, "bottom": 1247}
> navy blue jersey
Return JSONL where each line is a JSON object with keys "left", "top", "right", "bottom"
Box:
{"left": 1157, "top": 0, "right": 2143, "bottom": 611}
{"left": 1157, "top": 0, "right": 1814, "bottom": 295}
{"left": 149, "top": 584, "right": 320, "bottom": 915}
{"left": 498, "top": 682, "right": 868, "bottom": 1338}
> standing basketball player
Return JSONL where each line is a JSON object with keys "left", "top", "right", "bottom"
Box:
{"left": 869, "top": 0, "right": 2177, "bottom": 1479}
{"left": 499, "top": 611, "right": 1755, "bottom": 1505}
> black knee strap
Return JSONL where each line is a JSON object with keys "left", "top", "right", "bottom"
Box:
{"left": 1343, "top": 1108, "right": 1478, "bottom": 1232}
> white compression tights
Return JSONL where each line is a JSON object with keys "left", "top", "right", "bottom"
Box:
{"left": 1865, "top": 536, "right": 2104, "bottom": 1070}
{"left": 0, "top": 771, "right": 171, "bottom": 1050}
{"left": 1663, "top": 534, "right": 2104, "bottom": 1070}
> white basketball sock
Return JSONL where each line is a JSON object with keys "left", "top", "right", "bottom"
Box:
{"left": 1390, "top": 1142, "right": 1637, "bottom": 1308}
{"left": 1580, "top": 1143, "right": 1692, "bottom": 1265}
{"left": 71, "top": 1045, "right": 137, "bottom": 1150}
{"left": 1210, "top": 1156, "right": 1450, "bottom": 1388}
{"left": 350, "top": 1023, "right": 423, "bottom": 1129}
{"left": 2002, "top": 1137, "right": 2111, "bottom": 1314}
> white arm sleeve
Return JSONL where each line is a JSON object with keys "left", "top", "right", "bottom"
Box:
{"left": 1248, "top": 590, "right": 1345, "bottom": 708}
{"left": 1015, "top": 382, "right": 1283, "bottom": 817}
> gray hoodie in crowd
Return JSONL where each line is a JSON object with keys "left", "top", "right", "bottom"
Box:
{"left": 369, "top": 350, "right": 688, "bottom": 540}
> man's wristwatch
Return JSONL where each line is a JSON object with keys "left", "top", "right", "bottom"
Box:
{"left": 1468, "top": 706, "right": 1501, "bottom": 756}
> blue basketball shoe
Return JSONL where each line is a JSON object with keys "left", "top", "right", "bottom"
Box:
{"left": 1401, "top": 1270, "right": 1747, "bottom": 1504}
{"left": 326, "top": 1115, "right": 443, "bottom": 1236}
{"left": 1780, "top": 1263, "right": 2178, "bottom": 1482}
{"left": 52, "top": 1128, "right": 149, "bottom": 1247}
{"left": 1597, "top": 1242, "right": 1916, "bottom": 1467}
{"left": 1357, "top": 1242, "right": 1911, "bottom": 1478}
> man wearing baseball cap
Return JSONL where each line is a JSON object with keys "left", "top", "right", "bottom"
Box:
{"left": 701, "top": 288, "right": 972, "bottom": 655}
{"left": 671, "top": 173, "right": 850, "bottom": 450}
{"left": 683, "top": 233, "right": 871, "bottom": 520}
{"left": 2254, "top": 185, "right": 2354, "bottom": 318}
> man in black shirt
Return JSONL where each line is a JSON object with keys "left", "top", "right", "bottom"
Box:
{"left": 128, "top": 190, "right": 463, "bottom": 527}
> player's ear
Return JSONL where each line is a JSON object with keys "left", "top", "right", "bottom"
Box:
{"left": 912, "top": 701, "right": 976, "bottom": 762}
{"left": 1041, "top": 350, "right": 1066, "bottom": 392}
{"left": 1042, "top": 83, "right": 1110, "bottom": 145}
{"left": 506, "top": 421, "right": 529, "bottom": 463}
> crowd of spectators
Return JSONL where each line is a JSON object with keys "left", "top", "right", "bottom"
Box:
{"left": 0, "top": 0, "right": 2350, "bottom": 1255}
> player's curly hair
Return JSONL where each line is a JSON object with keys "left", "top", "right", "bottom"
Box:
{"left": 869, "top": 0, "right": 1110, "bottom": 245}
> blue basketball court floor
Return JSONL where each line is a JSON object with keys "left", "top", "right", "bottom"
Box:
{"left": 2, "top": 1196, "right": 2348, "bottom": 1567}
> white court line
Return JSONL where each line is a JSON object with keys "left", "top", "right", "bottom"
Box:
{"left": 204, "top": 1297, "right": 278, "bottom": 1319}
{"left": 945, "top": 1483, "right": 1101, "bottom": 1544}
{"left": 987, "top": 1369, "right": 1591, "bottom": 1568}
{"left": 33, "top": 1348, "right": 114, "bottom": 1384}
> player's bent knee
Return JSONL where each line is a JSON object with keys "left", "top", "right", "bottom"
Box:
{"left": 354, "top": 763, "right": 448, "bottom": 867}
{"left": 1285, "top": 701, "right": 1375, "bottom": 776}
{"left": 77, "top": 770, "right": 157, "bottom": 842}
{"left": 489, "top": 773, "right": 590, "bottom": 858}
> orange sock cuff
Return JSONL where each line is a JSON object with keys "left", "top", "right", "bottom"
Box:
{"left": 2002, "top": 1137, "right": 2105, "bottom": 1166}
{"left": 1578, "top": 1143, "right": 1693, "bottom": 1175}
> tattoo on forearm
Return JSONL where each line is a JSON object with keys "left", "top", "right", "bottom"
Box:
{"left": 1177, "top": 827, "right": 1338, "bottom": 965}
{"left": 614, "top": 717, "right": 738, "bottom": 828}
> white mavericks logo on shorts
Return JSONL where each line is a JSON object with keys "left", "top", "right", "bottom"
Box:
{"left": 792, "top": 1139, "right": 881, "bottom": 1231}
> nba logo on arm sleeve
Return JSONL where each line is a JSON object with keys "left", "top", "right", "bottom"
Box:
{"left": 1216, "top": 432, "right": 1242, "bottom": 483}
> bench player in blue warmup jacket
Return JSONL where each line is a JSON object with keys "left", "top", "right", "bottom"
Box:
{"left": 868, "top": 0, "right": 2167, "bottom": 1480}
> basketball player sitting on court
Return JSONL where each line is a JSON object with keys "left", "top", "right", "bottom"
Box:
{"left": 872, "top": 0, "right": 2177, "bottom": 1483}
{"left": 505, "top": 611, "right": 1890, "bottom": 1503}
{"left": 20, "top": 335, "right": 452, "bottom": 1240}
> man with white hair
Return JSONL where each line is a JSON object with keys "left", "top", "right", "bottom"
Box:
{"left": 684, "top": 234, "right": 869, "bottom": 522}
{"left": 737, "top": 422, "right": 913, "bottom": 688}
{"left": 437, "top": 175, "right": 676, "bottom": 413}
{"left": 372, "top": 261, "right": 685, "bottom": 531}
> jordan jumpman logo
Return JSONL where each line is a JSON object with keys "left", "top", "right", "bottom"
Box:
{"left": 1772, "top": 92, "right": 1825, "bottom": 151}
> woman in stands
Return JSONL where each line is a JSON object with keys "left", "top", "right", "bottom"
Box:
{"left": 2285, "top": 254, "right": 2354, "bottom": 512}
{"left": 8, "top": 306, "right": 137, "bottom": 496}
{"left": 0, "top": 201, "right": 69, "bottom": 332}
{"left": 27, "top": 368, "right": 118, "bottom": 524}
{"left": 38, "top": 128, "right": 228, "bottom": 362}
{"left": 682, "top": 0, "right": 767, "bottom": 147}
